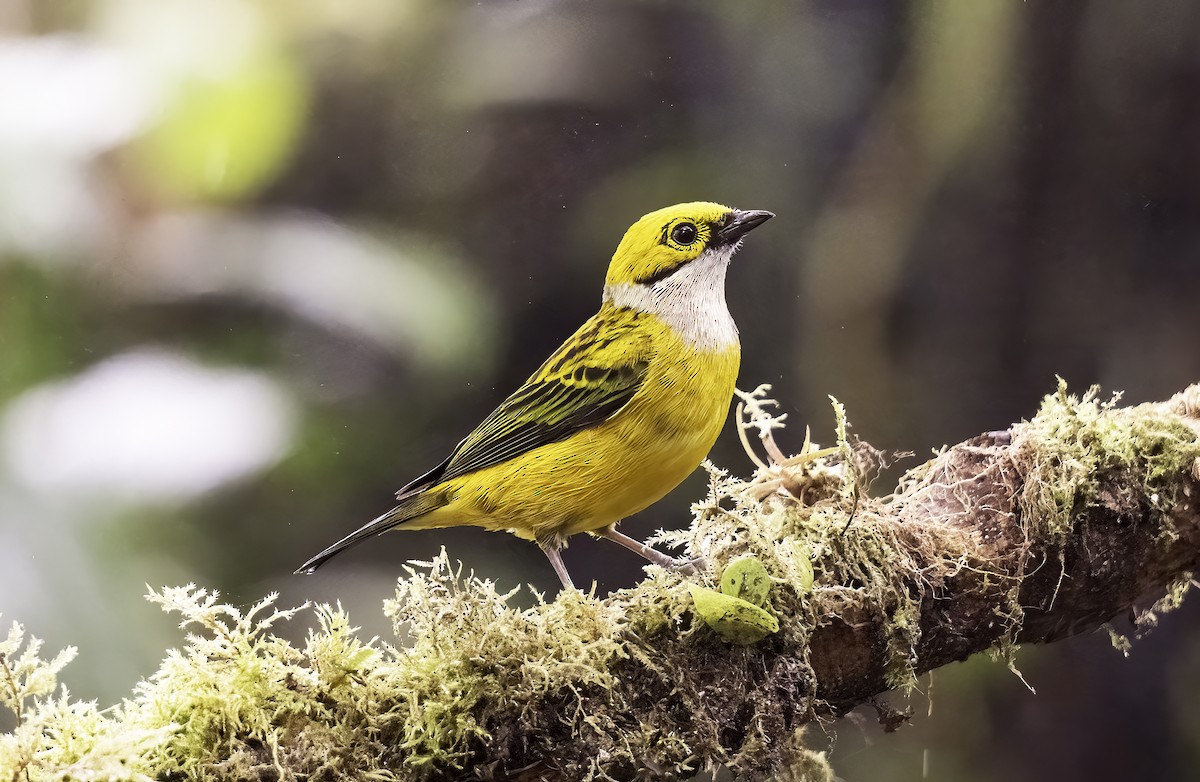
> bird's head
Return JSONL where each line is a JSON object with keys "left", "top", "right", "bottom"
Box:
{"left": 604, "top": 202, "right": 773, "bottom": 288}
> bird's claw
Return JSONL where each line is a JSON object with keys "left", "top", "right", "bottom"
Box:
{"left": 669, "top": 555, "right": 708, "bottom": 577}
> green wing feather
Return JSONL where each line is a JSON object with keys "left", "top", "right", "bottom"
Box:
{"left": 403, "top": 311, "right": 652, "bottom": 492}
{"left": 294, "top": 310, "right": 651, "bottom": 575}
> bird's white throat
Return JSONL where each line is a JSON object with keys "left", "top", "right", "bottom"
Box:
{"left": 603, "top": 246, "right": 739, "bottom": 351}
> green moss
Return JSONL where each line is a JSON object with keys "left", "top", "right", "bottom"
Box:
{"left": 1, "top": 617, "right": 163, "bottom": 781}
{"left": 377, "top": 557, "right": 626, "bottom": 770}
{"left": 1018, "top": 378, "right": 1200, "bottom": 540}
{"left": 1135, "top": 572, "right": 1195, "bottom": 635}
{"left": 776, "top": 732, "right": 836, "bottom": 782}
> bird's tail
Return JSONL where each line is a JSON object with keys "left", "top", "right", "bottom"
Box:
{"left": 293, "top": 490, "right": 446, "bottom": 574}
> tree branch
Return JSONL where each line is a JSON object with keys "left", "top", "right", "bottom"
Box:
{"left": 480, "top": 381, "right": 1200, "bottom": 780}
{"left": 809, "top": 384, "right": 1200, "bottom": 712}
{"left": 4, "top": 383, "right": 1199, "bottom": 782}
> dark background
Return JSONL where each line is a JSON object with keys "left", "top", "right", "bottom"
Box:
{"left": 2, "top": 2, "right": 1199, "bottom": 779}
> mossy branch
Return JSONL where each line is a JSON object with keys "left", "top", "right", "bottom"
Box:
{"left": 4, "top": 382, "right": 1200, "bottom": 782}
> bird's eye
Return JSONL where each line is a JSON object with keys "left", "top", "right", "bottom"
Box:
{"left": 670, "top": 222, "right": 698, "bottom": 245}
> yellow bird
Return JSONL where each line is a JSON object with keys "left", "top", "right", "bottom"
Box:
{"left": 295, "top": 202, "right": 773, "bottom": 588}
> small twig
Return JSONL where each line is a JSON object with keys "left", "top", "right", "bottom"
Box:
{"left": 735, "top": 401, "right": 771, "bottom": 472}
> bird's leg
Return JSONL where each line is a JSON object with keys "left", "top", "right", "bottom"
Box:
{"left": 596, "top": 525, "right": 701, "bottom": 576}
{"left": 538, "top": 540, "right": 576, "bottom": 590}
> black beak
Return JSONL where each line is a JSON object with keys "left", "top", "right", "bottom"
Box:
{"left": 715, "top": 209, "right": 774, "bottom": 247}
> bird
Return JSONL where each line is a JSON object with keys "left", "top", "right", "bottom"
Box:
{"left": 295, "top": 202, "right": 773, "bottom": 589}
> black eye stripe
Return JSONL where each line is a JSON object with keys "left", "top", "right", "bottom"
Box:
{"left": 634, "top": 260, "right": 686, "bottom": 286}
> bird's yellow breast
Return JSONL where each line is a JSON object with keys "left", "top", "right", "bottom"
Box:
{"left": 411, "top": 312, "right": 739, "bottom": 541}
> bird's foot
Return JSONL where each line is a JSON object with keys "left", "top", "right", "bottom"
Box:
{"left": 596, "top": 525, "right": 706, "bottom": 577}
{"left": 668, "top": 555, "right": 707, "bottom": 577}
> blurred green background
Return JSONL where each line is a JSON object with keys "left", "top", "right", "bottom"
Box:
{"left": 2, "top": 1, "right": 1200, "bottom": 779}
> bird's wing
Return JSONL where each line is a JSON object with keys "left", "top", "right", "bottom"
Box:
{"left": 404, "top": 311, "right": 652, "bottom": 492}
